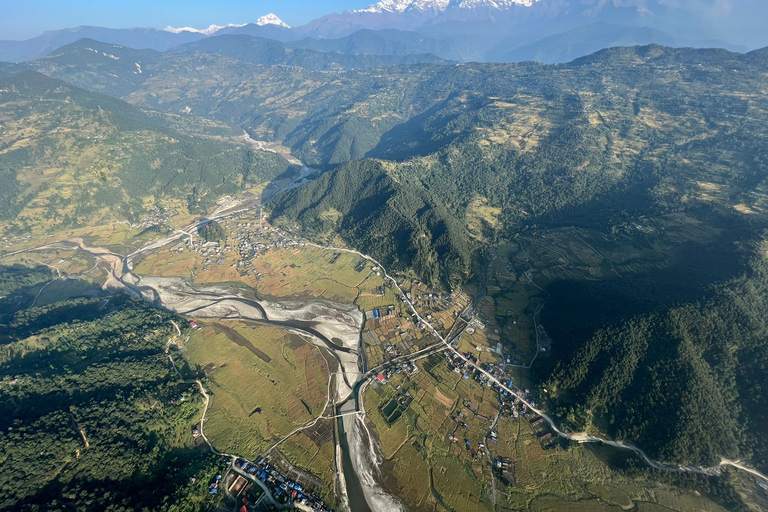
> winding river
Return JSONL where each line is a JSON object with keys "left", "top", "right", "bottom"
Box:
{"left": 59, "top": 228, "right": 400, "bottom": 512}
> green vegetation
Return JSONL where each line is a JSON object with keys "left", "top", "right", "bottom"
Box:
{"left": 0, "top": 294, "right": 216, "bottom": 511}
{"left": 197, "top": 219, "right": 225, "bottom": 242}
{"left": 0, "top": 71, "right": 290, "bottom": 238}
{"left": 184, "top": 321, "right": 330, "bottom": 459}
{"left": 261, "top": 45, "right": 768, "bottom": 286}
{"left": 545, "top": 252, "right": 768, "bottom": 469}
{"left": 366, "top": 357, "right": 740, "bottom": 512}
{"left": 270, "top": 159, "right": 473, "bottom": 286}
{"left": 0, "top": 263, "right": 52, "bottom": 296}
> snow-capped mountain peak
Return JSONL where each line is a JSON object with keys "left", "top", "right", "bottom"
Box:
{"left": 354, "top": 0, "right": 450, "bottom": 14}
{"left": 256, "top": 13, "right": 290, "bottom": 28}
{"left": 354, "top": 0, "right": 537, "bottom": 14}
{"left": 163, "top": 14, "right": 288, "bottom": 35}
{"left": 164, "top": 23, "right": 245, "bottom": 35}
{"left": 450, "top": 0, "right": 539, "bottom": 8}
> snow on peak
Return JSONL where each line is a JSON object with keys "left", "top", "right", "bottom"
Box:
{"left": 164, "top": 23, "right": 245, "bottom": 35}
{"left": 354, "top": 0, "right": 448, "bottom": 14}
{"left": 354, "top": 0, "right": 536, "bottom": 14}
{"left": 256, "top": 13, "right": 290, "bottom": 28}
{"left": 449, "top": 0, "right": 539, "bottom": 8}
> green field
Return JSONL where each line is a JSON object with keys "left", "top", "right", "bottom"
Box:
{"left": 185, "top": 321, "right": 330, "bottom": 459}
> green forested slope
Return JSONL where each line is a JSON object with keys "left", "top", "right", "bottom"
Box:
{"left": 545, "top": 253, "right": 768, "bottom": 469}
{"left": 25, "top": 39, "right": 162, "bottom": 97}
{"left": 0, "top": 71, "right": 290, "bottom": 237}
{"left": 269, "top": 43, "right": 768, "bottom": 283}
{"left": 0, "top": 294, "right": 216, "bottom": 511}
{"left": 270, "top": 159, "right": 473, "bottom": 284}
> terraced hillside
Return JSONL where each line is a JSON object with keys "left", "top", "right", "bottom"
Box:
{"left": 0, "top": 71, "right": 290, "bottom": 238}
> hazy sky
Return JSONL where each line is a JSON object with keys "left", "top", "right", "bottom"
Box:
{"left": 3, "top": 0, "right": 366, "bottom": 40}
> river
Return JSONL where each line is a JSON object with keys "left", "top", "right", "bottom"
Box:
{"left": 66, "top": 231, "right": 405, "bottom": 511}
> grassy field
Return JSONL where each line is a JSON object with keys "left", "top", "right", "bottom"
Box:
{"left": 184, "top": 320, "right": 330, "bottom": 459}
{"left": 252, "top": 245, "right": 368, "bottom": 301}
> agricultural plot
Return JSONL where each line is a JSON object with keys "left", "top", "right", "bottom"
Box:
{"left": 132, "top": 244, "right": 205, "bottom": 279}
{"left": 252, "top": 245, "right": 368, "bottom": 301}
{"left": 495, "top": 415, "right": 729, "bottom": 512}
{"left": 270, "top": 423, "right": 338, "bottom": 505}
{"left": 184, "top": 321, "right": 330, "bottom": 459}
{"left": 364, "top": 353, "right": 730, "bottom": 512}
{"left": 364, "top": 360, "right": 498, "bottom": 512}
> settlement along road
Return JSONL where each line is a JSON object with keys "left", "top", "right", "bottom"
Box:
{"left": 303, "top": 241, "right": 768, "bottom": 483}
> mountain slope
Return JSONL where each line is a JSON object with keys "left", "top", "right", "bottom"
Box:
{"left": 24, "top": 39, "right": 161, "bottom": 96}
{"left": 0, "top": 71, "right": 289, "bottom": 237}
{"left": 0, "top": 26, "right": 205, "bottom": 63}
{"left": 495, "top": 22, "right": 678, "bottom": 63}
{"left": 170, "top": 34, "right": 449, "bottom": 71}
{"left": 270, "top": 159, "right": 473, "bottom": 285}
{"left": 263, "top": 45, "right": 768, "bottom": 283}
{"left": 0, "top": 292, "right": 216, "bottom": 510}
{"left": 545, "top": 254, "right": 768, "bottom": 468}
{"left": 287, "top": 29, "right": 463, "bottom": 61}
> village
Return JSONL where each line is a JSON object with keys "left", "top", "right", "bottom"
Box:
{"left": 156, "top": 209, "right": 562, "bottom": 510}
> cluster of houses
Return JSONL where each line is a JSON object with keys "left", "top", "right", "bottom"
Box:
{"left": 177, "top": 220, "right": 307, "bottom": 277}
{"left": 235, "top": 458, "right": 330, "bottom": 511}
{"left": 224, "top": 221, "right": 305, "bottom": 269}
{"left": 375, "top": 360, "right": 419, "bottom": 385}
{"left": 181, "top": 237, "right": 227, "bottom": 272}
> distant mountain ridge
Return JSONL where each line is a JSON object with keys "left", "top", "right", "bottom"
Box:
{"left": 0, "top": 0, "right": 766, "bottom": 64}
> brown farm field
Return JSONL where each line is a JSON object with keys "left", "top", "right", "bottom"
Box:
{"left": 184, "top": 320, "right": 330, "bottom": 459}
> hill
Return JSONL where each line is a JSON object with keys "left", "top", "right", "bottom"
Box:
{"left": 544, "top": 253, "right": 768, "bottom": 469}
{"left": 263, "top": 45, "right": 768, "bottom": 283}
{"left": 0, "top": 282, "right": 217, "bottom": 509}
{"left": 0, "top": 71, "right": 290, "bottom": 238}
{"left": 0, "top": 26, "right": 204, "bottom": 63}
{"left": 287, "top": 29, "right": 464, "bottom": 61}
{"left": 495, "top": 22, "right": 678, "bottom": 63}
{"left": 269, "top": 159, "right": 473, "bottom": 285}
{"left": 170, "top": 34, "right": 449, "bottom": 71}
{"left": 24, "top": 39, "right": 162, "bottom": 97}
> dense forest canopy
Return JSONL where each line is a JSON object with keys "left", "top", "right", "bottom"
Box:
{"left": 543, "top": 251, "right": 768, "bottom": 469}
{"left": 0, "top": 293, "right": 216, "bottom": 511}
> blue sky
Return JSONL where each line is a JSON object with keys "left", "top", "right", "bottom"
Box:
{"left": 3, "top": 0, "right": 366, "bottom": 40}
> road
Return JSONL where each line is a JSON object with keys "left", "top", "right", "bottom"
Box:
{"left": 8, "top": 201, "right": 768, "bottom": 487}
{"left": 302, "top": 240, "right": 768, "bottom": 484}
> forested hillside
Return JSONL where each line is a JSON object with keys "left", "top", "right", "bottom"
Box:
{"left": 0, "top": 71, "right": 290, "bottom": 237}
{"left": 270, "top": 159, "right": 473, "bottom": 285}
{"left": 544, "top": 250, "right": 768, "bottom": 470}
{"left": 0, "top": 292, "right": 217, "bottom": 511}
{"left": 268, "top": 46, "right": 768, "bottom": 283}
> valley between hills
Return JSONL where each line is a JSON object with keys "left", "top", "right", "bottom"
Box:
{"left": 1, "top": 27, "right": 768, "bottom": 512}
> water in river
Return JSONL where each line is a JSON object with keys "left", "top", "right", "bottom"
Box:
{"left": 338, "top": 412, "right": 406, "bottom": 512}
{"left": 337, "top": 415, "right": 372, "bottom": 512}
